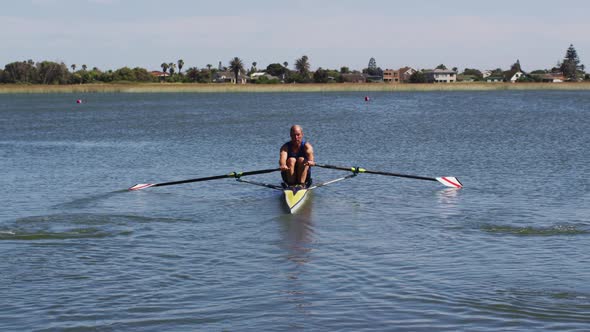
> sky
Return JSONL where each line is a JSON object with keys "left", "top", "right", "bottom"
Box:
{"left": 1, "top": 0, "right": 589, "bottom": 72}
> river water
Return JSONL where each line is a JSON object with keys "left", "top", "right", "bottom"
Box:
{"left": 1, "top": 91, "right": 589, "bottom": 331}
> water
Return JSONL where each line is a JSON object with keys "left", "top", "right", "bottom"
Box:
{"left": 1, "top": 91, "right": 589, "bottom": 331}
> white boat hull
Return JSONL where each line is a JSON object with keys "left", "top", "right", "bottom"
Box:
{"left": 283, "top": 187, "right": 309, "bottom": 213}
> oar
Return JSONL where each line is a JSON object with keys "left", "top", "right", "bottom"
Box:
{"left": 315, "top": 163, "right": 462, "bottom": 188}
{"left": 129, "top": 168, "right": 280, "bottom": 191}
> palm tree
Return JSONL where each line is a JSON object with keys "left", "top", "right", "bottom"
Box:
{"left": 71, "top": 64, "right": 76, "bottom": 72}
{"left": 229, "top": 57, "right": 244, "bottom": 84}
{"left": 82, "top": 64, "right": 87, "bottom": 71}
{"left": 161, "top": 62, "right": 169, "bottom": 75}
{"left": 168, "top": 62, "right": 176, "bottom": 75}
{"left": 295, "top": 55, "right": 310, "bottom": 77}
{"left": 206, "top": 64, "right": 212, "bottom": 71}
{"left": 177, "top": 59, "right": 184, "bottom": 74}
{"left": 283, "top": 61, "right": 288, "bottom": 68}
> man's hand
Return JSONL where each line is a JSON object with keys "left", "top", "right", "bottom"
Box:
{"left": 305, "top": 160, "right": 315, "bottom": 167}
{"left": 279, "top": 164, "right": 289, "bottom": 171}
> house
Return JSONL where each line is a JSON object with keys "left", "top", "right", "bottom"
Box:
{"left": 481, "top": 70, "right": 493, "bottom": 78}
{"left": 506, "top": 70, "right": 524, "bottom": 83}
{"left": 399, "top": 67, "right": 416, "bottom": 82}
{"left": 150, "top": 71, "right": 169, "bottom": 78}
{"left": 365, "top": 74, "right": 383, "bottom": 83}
{"left": 341, "top": 73, "right": 366, "bottom": 83}
{"left": 486, "top": 76, "right": 503, "bottom": 83}
{"left": 424, "top": 69, "right": 457, "bottom": 83}
{"left": 249, "top": 72, "right": 280, "bottom": 82}
{"left": 457, "top": 74, "right": 477, "bottom": 82}
{"left": 383, "top": 69, "right": 400, "bottom": 83}
{"left": 214, "top": 71, "right": 247, "bottom": 84}
{"left": 538, "top": 72, "right": 566, "bottom": 83}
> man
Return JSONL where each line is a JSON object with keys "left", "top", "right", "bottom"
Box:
{"left": 279, "top": 125, "right": 315, "bottom": 187}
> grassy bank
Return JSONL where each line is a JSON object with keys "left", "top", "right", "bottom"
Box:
{"left": 1, "top": 82, "right": 590, "bottom": 93}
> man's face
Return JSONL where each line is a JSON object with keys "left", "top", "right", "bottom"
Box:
{"left": 290, "top": 128, "right": 303, "bottom": 144}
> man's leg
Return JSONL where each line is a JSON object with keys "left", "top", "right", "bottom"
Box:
{"left": 295, "top": 157, "right": 310, "bottom": 185}
{"left": 281, "top": 157, "right": 297, "bottom": 185}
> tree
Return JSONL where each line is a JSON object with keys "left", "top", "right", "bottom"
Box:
{"left": 367, "top": 57, "right": 377, "bottom": 74}
{"left": 266, "top": 63, "right": 287, "bottom": 77}
{"left": 364, "top": 57, "right": 383, "bottom": 78}
{"left": 462, "top": 68, "right": 483, "bottom": 80}
{"left": 560, "top": 44, "right": 585, "bottom": 80}
{"left": 313, "top": 67, "right": 329, "bottom": 83}
{"left": 132, "top": 67, "right": 153, "bottom": 82}
{"left": 295, "top": 55, "right": 310, "bottom": 80}
{"left": 2, "top": 60, "right": 37, "bottom": 83}
{"left": 82, "top": 64, "right": 87, "bottom": 71}
{"left": 113, "top": 67, "right": 135, "bottom": 81}
{"left": 229, "top": 57, "right": 244, "bottom": 84}
{"left": 490, "top": 68, "right": 504, "bottom": 76}
{"left": 168, "top": 62, "right": 176, "bottom": 75}
{"left": 36, "top": 61, "right": 69, "bottom": 84}
{"left": 340, "top": 66, "right": 350, "bottom": 74}
{"left": 283, "top": 61, "right": 288, "bottom": 68}
{"left": 71, "top": 64, "right": 76, "bottom": 72}
{"left": 161, "top": 62, "right": 169, "bottom": 75}
{"left": 177, "top": 59, "right": 184, "bottom": 74}
{"left": 409, "top": 71, "right": 426, "bottom": 83}
{"left": 510, "top": 59, "right": 522, "bottom": 72}
{"left": 436, "top": 64, "right": 448, "bottom": 70}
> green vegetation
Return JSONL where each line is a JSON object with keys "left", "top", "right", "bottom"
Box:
{"left": 560, "top": 44, "right": 585, "bottom": 80}
{"left": 3, "top": 82, "right": 590, "bottom": 94}
{"left": 1, "top": 45, "right": 588, "bottom": 90}
{"left": 229, "top": 57, "right": 245, "bottom": 83}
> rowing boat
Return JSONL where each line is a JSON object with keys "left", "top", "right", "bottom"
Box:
{"left": 128, "top": 163, "right": 462, "bottom": 214}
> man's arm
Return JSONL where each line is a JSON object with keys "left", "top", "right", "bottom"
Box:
{"left": 279, "top": 144, "right": 289, "bottom": 170}
{"left": 304, "top": 143, "right": 315, "bottom": 166}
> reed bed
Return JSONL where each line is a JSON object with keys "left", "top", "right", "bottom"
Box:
{"left": 1, "top": 82, "right": 590, "bottom": 93}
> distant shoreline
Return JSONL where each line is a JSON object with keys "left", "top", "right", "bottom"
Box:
{"left": 1, "top": 82, "right": 590, "bottom": 93}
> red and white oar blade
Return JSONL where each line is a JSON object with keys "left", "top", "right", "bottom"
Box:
{"left": 129, "top": 183, "right": 155, "bottom": 191}
{"left": 435, "top": 177, "right": 463, "bottom": 188}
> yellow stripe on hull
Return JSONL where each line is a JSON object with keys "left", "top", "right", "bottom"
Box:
{"left": 283, "top": 188, "right": 309, "bottom": 213}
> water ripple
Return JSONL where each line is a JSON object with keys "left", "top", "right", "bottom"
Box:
{"left": 480, "top": 223, "right": 589, "bottom": 236}
{"left": 0, "top": 213, "right": 185, "bottom": 241}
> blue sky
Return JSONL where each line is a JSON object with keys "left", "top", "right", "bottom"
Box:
{"left": 1, "top": 0, "right": 588, "bottom": 72}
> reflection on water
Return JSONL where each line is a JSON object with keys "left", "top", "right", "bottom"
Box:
{"left": 436, "top": 188, "right": 461, "bottom": 217}
{"left": 280, "top": 194, "right": 314, "bottom": 264}
{"left": 52, "top": 190, "right": 128, "bottom": 210}
{"left": 278, "top": 197, "right": 315, "bottom": 317}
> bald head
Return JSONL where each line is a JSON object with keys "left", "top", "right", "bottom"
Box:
{"left": 290, "top": 125, "right": 304, "bottom": 143}
{"left": 290, "top": 125, "right": 303, "bottom": 134}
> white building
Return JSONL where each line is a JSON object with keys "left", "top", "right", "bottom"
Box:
{"left": 424, "top": 69, "right": 457, "bottom": 83}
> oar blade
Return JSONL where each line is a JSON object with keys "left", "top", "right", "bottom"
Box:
{"left": 129, "top": 183, "right": 155, "bottom": 191}
{"left": 436, "top": 177, "right": 463, "bottom": 188}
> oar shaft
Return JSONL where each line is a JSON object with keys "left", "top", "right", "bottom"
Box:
{"left": 138, "top": 168, "right": 280, "bottom": 189}
{"left": 361, "top": 169, "right": 437, "bottom": 182}
{"left": 315, "top": 163, "right": 437, "bottom": 182}
{"left": 153, "top": 174, "right": 232, "bottom": 187}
